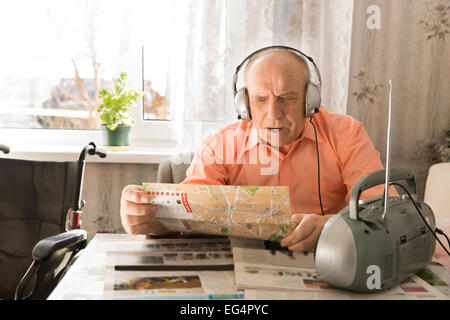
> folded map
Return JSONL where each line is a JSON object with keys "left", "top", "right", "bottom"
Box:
{"left": 142, "top": 183, "right": 293, "bottom": 241}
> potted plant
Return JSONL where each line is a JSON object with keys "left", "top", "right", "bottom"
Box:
{"left": 97, "top": 72, "right": 143, "bottom": 150}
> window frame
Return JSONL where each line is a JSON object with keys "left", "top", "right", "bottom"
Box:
{"left": 1, "top": 46, "right": 177, "bottom": 150}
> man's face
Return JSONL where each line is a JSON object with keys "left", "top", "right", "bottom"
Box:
{"left": 245, "top": 51, "right": 307, "bottom": 149}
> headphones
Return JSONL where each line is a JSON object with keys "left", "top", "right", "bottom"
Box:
{"left": 233, "top": 45, "right": 322, "bottom": 121}
{"left": 233, "top": 46, "right": 326, "bottom": 216}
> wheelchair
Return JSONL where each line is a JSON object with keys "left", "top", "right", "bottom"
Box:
{"left": 0, "top": 142, "right": 106, "bottom": 299}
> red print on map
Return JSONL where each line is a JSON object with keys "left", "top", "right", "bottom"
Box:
{"left": 181, "top": 193, "right": 192, "bottom": 213}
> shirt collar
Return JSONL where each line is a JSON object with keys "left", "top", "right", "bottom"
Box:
{"left": 243, "top": 118, "right": 325, "bottom": 152}
{"left": 299, "top": 116, "right": 325, "bottom": 144}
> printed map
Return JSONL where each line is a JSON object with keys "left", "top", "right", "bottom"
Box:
{"left": 142, "top": 183, "right": 293, "bottom": 241}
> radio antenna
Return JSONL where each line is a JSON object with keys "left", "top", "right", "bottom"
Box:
{"left": 382, "top": 80, "right": 393, "bottom": 219}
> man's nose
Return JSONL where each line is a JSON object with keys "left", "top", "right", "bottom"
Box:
{"left": 266, "top": 97, "right": 283, "bottom": 120}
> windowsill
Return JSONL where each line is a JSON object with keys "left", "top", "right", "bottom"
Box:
{"left": 2, "top": 145, "right": 176, "bottom": 164}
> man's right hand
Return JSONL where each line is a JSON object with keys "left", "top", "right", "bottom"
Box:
{"left": 120, "top": 185, "right": 173, "bottom": 236}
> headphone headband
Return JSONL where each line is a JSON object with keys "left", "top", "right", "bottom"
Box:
{"left": 233, "top": 45, "right": 322, "bottom": 97}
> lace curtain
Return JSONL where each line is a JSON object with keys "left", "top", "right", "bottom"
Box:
{"left": 166, "top": 0, "right": 354, "bottom": 151}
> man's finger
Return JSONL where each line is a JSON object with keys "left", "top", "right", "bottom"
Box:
{"left": 122, "top": 185, "right": 151, "bottom": 203}
{"left": 121, "top": 199, "right": 158, "bottom": 217}
{"left": 121, "top": 210, "right": 155, "bottom": 226}
{"left": 125, "top": 221, "right": 154, "bottom": 235}
{"left": 287, "top": 228, "right": 320, "bottom": 252}
{"left": 292, "top": 214, "right": 305, "bottom": 228}
{"left": 281, "top": 218, "right": 315, "bottom": 247}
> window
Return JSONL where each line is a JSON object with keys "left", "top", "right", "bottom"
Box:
{"left": 0, "top": 0, "right": 172, "bottom": 135}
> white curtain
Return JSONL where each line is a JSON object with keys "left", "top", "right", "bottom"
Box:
{"left": 166, "top": 0, "right": 354, "bottom": 151}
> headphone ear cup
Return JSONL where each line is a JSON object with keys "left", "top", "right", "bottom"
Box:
{"left": 305, "top": 82, "right": 321, "bottom": 117}
{"left": 234, "top": 87, "right": 251, "bottom": 121}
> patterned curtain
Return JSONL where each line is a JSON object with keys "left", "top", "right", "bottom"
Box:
{"left": 166, "top": 0, "right": 354, "bottom": 151}
{"left": 347, "top": 0, "right": 450, "bottom": 200}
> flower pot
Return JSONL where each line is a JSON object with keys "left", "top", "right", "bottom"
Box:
{"left": 101, "top": 124, "right": 132, "bottom": 150}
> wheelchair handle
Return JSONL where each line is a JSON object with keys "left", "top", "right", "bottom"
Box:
{"left": 90, "top": 146, "right": 107, "bottom": 158}
{"left": 72, "top": 142, "right": 107, "bottom": 214}
{"left": 79, "top": 142, "right": 106, "bottom": 161}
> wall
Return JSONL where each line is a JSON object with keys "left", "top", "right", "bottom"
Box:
{"left": 80, "top": 162, "right": 159, "bottom": 241}
{"left": 347, "top": 0, "right": 450, "bottom": 200}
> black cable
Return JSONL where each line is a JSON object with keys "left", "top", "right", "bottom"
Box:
{"left": 436, "top": 228, "right": 450, "bottom": 249}
{"left": 310, "top": 115, "right": 325, "bottom": 216}
{"left": 390, "top": 182, "right": 450, "bottom": 256}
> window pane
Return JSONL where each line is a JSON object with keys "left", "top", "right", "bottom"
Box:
{"left": 142, "top": 36, "right": 171, "bottom": 120}
{"left": 0, "top": 0, "right": 172, "bottom": 129}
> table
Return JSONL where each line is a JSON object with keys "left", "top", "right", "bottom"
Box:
{"left": 49, "top": 233, "right": 135, "bottom": 300}
{"left": 48, "top": 233, "right": 450, "bottom": 300}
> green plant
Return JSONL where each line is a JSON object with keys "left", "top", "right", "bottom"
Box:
{"left": 97, "top": 72, "right": 143, "bottom": 131}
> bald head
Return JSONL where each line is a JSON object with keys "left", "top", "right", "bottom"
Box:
{"left": 244, "top": 49, "right": 311, "bottom": 90}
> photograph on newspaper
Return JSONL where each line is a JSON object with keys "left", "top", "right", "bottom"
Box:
{"left": 103, "top": 270, "right": 243, "bottom": 300}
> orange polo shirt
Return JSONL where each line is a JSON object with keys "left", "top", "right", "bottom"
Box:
{"left": 182, "top": 106, "right": 389, "bottom": 215}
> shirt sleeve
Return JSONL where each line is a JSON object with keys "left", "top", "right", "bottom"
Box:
{"left": 339, "top": 121, "right": 396, "bottom": 202}
{"left": 181, "top": 140, "right": 228, "bottom": 185}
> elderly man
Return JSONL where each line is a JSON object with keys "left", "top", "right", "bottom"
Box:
{"left": 120, "top": 47, "right": 388, "bottom": 252}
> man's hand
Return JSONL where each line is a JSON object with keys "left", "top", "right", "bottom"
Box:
{"left": 120, "top": 185, "right": 173, "bottom": 236}
{"left": 280, "top": 214, "right": 334, "bottom": 252}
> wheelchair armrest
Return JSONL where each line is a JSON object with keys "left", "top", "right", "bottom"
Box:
{"left": 32, "top": 230, "right": 87, "bottom": 262}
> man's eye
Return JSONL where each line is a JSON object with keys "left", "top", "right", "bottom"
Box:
{"left": 252, "top": 97, "right": 267, "bottom": 102}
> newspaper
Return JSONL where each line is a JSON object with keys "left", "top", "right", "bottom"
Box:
{"left": 244, "top": 273, "right": 448, "bottom": 300}
{"left": 103, "top": 237, "right": 244, "bottom": 299}
{"left": 231, "top": 237, "right": 328, "bottom": 292}
{"left": 141, "top": 183, "right": 293, "bottom": 241}
{"left": 416, "top": 259, "right": 450, "bottom": 298}
{"left": 231, "top": 237, "right": 449, "bottom": 300}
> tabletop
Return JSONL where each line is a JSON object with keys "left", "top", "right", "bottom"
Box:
{"left": 48, "top": 233, "right": 450, "bottom": 300}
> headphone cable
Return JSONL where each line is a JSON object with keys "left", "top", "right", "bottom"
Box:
{"left": 310, "top": 115, "right": 325, "bottom": 216}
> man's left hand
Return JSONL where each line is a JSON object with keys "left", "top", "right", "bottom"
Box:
{"left": 280, "top": 214, "right": 334, "bottom": 252}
